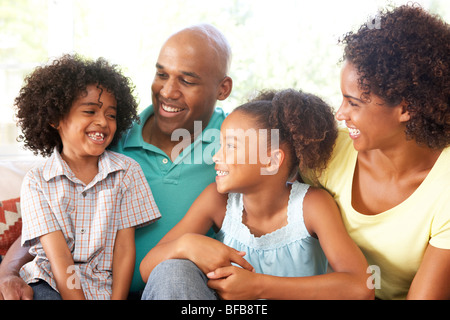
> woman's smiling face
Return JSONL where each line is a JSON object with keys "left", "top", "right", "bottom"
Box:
{"left": 336, "top": 61, "right": 409, "bottom": 152}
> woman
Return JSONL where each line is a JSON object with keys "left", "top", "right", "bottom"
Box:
{"left": 316, "top": 4, "right": 450, "bottom": 299}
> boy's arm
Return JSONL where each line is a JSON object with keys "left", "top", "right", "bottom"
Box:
{"left": 39, "top": 230, "right": 85, "bottom": 300}
{"left": 111, "top": 227, "right": 135, "bottom": 300}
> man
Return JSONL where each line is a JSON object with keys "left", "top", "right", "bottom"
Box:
{"left": 0, "top": 23, "right": 232, "bottom": 299}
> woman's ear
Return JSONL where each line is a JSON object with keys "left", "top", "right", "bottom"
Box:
{"left": 398, "top": 100, "right": 411, "bottom": 123}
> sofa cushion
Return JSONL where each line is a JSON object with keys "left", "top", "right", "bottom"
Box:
{"left": 0, "top": 197, "right": 22, "bottom": 256}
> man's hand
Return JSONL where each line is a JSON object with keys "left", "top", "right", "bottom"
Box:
{"left": 0, "top": 273, "right": 33, "bottom": 300}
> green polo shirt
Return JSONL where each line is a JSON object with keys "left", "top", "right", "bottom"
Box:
{"left": 111, "top": 105, "right": 226, "bottom": 293}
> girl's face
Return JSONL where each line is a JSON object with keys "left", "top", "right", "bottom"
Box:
{"left": 336, "top": 61, "right": 409, "bottom": 152}
{"left": 57, "top": 84, "right": 117, "bottom": 162}
{"left": 212, "top": 111, "right": 270, "bottom": 194}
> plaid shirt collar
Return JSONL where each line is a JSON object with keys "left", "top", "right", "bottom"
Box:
{"left": 42, "top": 149, "right": 124, "bottom": 186}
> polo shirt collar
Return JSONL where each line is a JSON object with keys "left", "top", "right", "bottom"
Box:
{"left": 121, "top": 105, "right": 222, "bottom": 150}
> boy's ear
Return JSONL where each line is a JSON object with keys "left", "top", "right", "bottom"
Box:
{"left": 261, "top": 149, "right": 285, "bottom": 176}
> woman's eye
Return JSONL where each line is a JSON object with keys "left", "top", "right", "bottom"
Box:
{"left": 348, "top": 100, "right": 359, "bottom": 107}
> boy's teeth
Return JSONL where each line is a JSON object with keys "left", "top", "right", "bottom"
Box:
{"left": 162, "top": 103, "right": 182, "bottom": 113}
{"left": 88, "top": 132, "right": 105, "bottom": 140}
{"left": 216, "top": 170, "right": 229, "bottom": 176}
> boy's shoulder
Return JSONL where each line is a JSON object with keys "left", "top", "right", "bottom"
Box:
{"left": 104, "top": 150, "right": 141, "bottom": 171}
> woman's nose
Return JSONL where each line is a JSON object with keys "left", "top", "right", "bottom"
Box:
{"left": 335, "top": 102, "right": 349, "bottom": 122}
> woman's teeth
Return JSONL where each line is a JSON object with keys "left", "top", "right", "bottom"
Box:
{"left": 216, "top": 170, "right": 229, "bottom": 177}
{"left": 348, "top": 128, "right": 361, "bottom": 136}
{"left": 162, "top": 103, "right": 183, "bottom": 113}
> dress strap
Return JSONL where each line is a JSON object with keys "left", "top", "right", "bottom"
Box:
{"left": 286, "top": 181, "right": 309, "bottom": 225}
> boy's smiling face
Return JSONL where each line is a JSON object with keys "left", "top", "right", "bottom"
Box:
{"left": 56, "top": 84, "right": 117, "bottom": 162}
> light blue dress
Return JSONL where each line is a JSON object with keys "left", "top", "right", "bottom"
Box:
{"left": 215, "top": 181, "right": 328, "bottom": 277}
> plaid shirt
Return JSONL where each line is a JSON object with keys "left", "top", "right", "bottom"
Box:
{"left": 20, "top": 150, "right": 160, "bottom": 299}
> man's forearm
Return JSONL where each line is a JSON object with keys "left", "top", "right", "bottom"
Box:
{"left": 0, "top": 236, "right": 33, "bottom": 276}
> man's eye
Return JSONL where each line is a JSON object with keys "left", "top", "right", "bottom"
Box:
{"left": 181, "top": 79, "right": 195, "bottom": 85}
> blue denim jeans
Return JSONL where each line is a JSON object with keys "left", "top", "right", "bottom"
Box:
{"left": 141, "top": 259, "right": 218, "bottom": 300}
{"left": 30, "top": 280, "right": 62, "bottom": 300}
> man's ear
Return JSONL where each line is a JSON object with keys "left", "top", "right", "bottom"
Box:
{"left": 217, "top": 76, "right": 233, "bottom": 101}
{"left": 261, "top": 149, "right": 285, "bottom": 176}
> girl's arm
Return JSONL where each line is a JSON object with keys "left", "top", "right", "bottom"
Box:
{"left": 111, "top": 227, "right": 135, "bottom": 300}
{"left": 208, "top": 187, "right": 374, "bottom": 300}
{"left": 139, "top": 183, "right": 253, "bottom": 282}
{"left": 40, "top": 230, "right": 85, "bottom": 300}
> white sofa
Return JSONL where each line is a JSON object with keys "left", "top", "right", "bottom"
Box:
{"left": 0, "top": 158, "right": 45, "bottom": 200}
{"left": 0, "top": 158, "right": 44, "bottom": 257}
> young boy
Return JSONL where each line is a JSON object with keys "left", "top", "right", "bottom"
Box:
{"left": 15, "top": 54, "right": 160, "bottom": 300}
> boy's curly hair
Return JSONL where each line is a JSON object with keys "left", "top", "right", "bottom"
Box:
{"left": 235, "top": 89, "right": 337, "bottom": 176}
{"left": 15, "top": 54, "right": 139, "bottom": 157}
{"left": 340, "top": 4, "right": 450, "bottom": 149}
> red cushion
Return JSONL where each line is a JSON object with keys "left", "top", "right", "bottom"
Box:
{"left": 0, "top": 198, "right": 22, "bottom": 256}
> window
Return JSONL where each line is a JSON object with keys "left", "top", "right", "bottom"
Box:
{"left": 1, "top": 0, "right": 449, "bottom": 158}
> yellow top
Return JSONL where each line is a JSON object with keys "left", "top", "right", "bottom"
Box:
{"left": 315, "top": 128, "right": 450, "bottom": 300}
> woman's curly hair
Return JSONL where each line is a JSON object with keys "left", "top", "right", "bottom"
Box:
{"left": 15, "top": 54, "right": 139, "bottom": 157}
{"left": 340, "top": 4, "right": 450, "bottom": 149}
{"left": 235, "top": 89, "right": 337, "bottom": 176}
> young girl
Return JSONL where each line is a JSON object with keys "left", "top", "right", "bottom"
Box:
{"left": 15, "top": 54, "right": 160, "bottom": 300}
{"left": 139, "top": 89, "right": 374, "bottom": 300}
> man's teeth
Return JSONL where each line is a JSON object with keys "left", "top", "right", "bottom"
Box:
{"left": 348, "top": 128, "right": 361, "bottom": 136}
{"left": 216, "top": 170, "right": 229, "bottom": 177}
{"left": 88, "top": 132, "right": 105, "bottom": 140}
{"left": 162, "top": 103, "right": 183, "bottom": 113}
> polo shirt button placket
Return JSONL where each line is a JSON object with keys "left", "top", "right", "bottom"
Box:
{"left": 162, "top": 158, "right": 168, "bottom": 164}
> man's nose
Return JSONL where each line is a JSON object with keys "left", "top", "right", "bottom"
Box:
{"left": 160, "top": 78, "right": 181, "bottom": 100}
